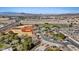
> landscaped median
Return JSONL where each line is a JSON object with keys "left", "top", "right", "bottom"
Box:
{"left": 52, "top": 32, "right": 66, "bottom": 41}
{"left": 45, "top": 46, "right": 62, "bottom": 51}
{"left": 39, "top": 23, "right": 66, "bottom": 41}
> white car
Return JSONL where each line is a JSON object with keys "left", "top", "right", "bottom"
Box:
{"left": 0, "top": 24, "right": 4, "bottom": 28}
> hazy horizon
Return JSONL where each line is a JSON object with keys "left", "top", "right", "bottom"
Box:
{"left": 0, "top": 7, "right": 79, "bottom": 14}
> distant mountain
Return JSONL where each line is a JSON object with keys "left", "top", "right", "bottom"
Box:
{"left": 0, "top": 12, "right": 79, "bottom": 16}
{"left": 0, "top": 12, "right": 24, "bottom": 16}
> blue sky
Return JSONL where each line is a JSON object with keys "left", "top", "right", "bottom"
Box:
{"left": 0, "top": 7, "right": 79, "bottom": 14}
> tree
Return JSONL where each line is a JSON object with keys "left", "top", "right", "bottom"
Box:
{"left": 8, "top": 31, "right": 15, "bottom": 34}
{"left": 69, "top": 23, "right": 73, "bottom": 27}
{"left": 0, "top": 44, "right": 3, "bottom": 48}
{"left": 22, "top": 36, "right": 32, "bottom": 50}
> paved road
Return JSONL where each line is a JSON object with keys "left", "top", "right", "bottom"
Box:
{"left": 37, "top": 26, "right": 79, "bottom": 51}
{"left": 60, "top": 31, "right": 79, "bottom": 48}
{"left": 0, "top": 20, "right": 20, "bottom": 32}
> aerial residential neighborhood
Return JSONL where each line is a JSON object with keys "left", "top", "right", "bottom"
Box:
{"left": 0, "top": 7, "right": 79, "bottom": 51}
